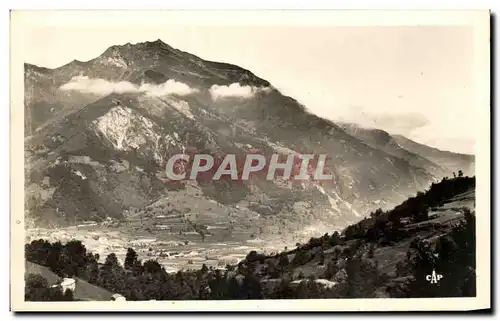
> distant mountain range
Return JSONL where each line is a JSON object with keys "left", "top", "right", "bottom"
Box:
{"left": 24, "top": 39, "right": 475, "bottom": 229}
{"left": 338, "top": 123, "right": 474, "bottom": 178}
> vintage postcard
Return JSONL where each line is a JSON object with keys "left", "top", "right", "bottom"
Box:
{"left": 10, "top": 10, "right": 491, "bottom": 312}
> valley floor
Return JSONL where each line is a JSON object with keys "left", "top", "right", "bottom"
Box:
{"left": 26, "top": 220, "right": 341, "bottom": 273}
{"left": 26, "top": 188, "right": 474, "bottom": 275}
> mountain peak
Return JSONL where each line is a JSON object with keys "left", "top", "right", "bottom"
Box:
{"left": 99, "top": 39, "right": 177, "bottom": 62}
{"left": 151, "top": 38, "right": 166, "bottom": 45}
{"left": 123, "top": 39, "right": 173, "bottom": 50}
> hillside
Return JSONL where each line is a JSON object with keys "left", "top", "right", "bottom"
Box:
{"left": 25, "top": 176, "right": 476, "bottom": 299}
{"left": 25, "top": 261, "right": 113, "bottom": 301}
{"left": 24, "top": 39, "right": 466, "bottom": 233}
{"left": 243, "top": 175, "right": 476, "bottom": 298}
{"left": 338, "top": 123, "right": 449, "bottom": 179}
{"left": 392, "top": 134, "right": 475, "bottom": 177}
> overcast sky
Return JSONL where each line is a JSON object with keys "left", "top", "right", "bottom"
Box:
{"left": 18, "top": 11, "right": 487, "bottom": 154}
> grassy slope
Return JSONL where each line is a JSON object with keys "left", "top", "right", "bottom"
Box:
{"left": 246, "top": 183, "right": 475, "bottom": 297}
{"left": 25, "top": 261, "right": 114, "bottom": 301}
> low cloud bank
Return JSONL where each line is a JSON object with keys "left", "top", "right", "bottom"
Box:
{"left": 59, "top": 76, "right": 197, "bottom": 97}
{"left": 335, "top": 106, "right": 430, "bottom": 137}
{"left": 209, "top": 83, "right": 271, "bottom": 100}
{"left": 139, "top": 81, "right": 196, "bottom": 97}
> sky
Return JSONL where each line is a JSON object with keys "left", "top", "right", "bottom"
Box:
{"left": 16, "top": 11, "right": 487, "bottom": 154}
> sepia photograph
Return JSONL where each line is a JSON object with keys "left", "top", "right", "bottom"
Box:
{"left": 9, "top": 9, "right": 491, "bottom": 312}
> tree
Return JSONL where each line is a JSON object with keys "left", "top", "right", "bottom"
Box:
{"left": 227, "top": 277, "right": 240, "bottom": 299}
{"left": 25, "top": 274, "right": 68, "bottom": 301}
{"left": 59, "top": 240, "right": 87, "bottom": 277}
{"left": 345, "top": 257, "right": 362, "bottom": 298}
{"left": 240, "top": 273, "right": 263, "bottom": 299}
{"left": 458, "top": 170, "right": 464, "bottom": 177}
{"left": 267, "top": 261, "right": 281, "bottom": 278}
{"left": 269, "top": 279, "right": 295, "bottom": 299}
{"left": 370, "top": 208, "right": 384, "bottom": 218}
{"left": 98, "top": 253, "right": 125, "bottom": 294}
{"left": 143, "top": 260, "right": 163, "bottom": 274}
{"left": 84, "top": 253, "right": 99, "bottom": 284}
{"left": 343, "top": 254, "right": 381, "bottom": 298}
{"left": 25, "top": 274, "right": 49, "bottom": 301}
{"left": 278, "top": 254, "right": 290, "bottom": 268}
{"left": 317, "top": 252, "right": 325, "bottom": 266}
{"left": 124, "top": 248, "right": 139, "bottom": 270}
{"left": 405, "top": 239, "right": 437, "bottom": 297}
{"left": 367, "top": 244, "right": 375, "bottom": 259}
{"left": 324, "top": 260, "right": 338, "bottom": 280}
{"left": 46, "top": 241, "right": 63, "bottom": 274}
{"left": 63, "top": 289, "right": 74, "bottom": 301}
{"left": 414, "top": 208, "right": 429, "bottom": 223}
{"left": 329, "top": 231, "right": 342, "bottom": 246}
{"left": 405, "top": 211, "right": 476, "bottom": 297}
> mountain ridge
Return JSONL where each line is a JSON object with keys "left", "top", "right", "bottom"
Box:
{"left": 336, "top": 122, "right": 473, "bottom": 179}
{"left": 24, "top": 40, "right": 471, "bottom": 235}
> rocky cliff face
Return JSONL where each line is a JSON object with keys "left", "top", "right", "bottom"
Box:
{"left": 24, "top": 39, "right": 468, "bottom": 232}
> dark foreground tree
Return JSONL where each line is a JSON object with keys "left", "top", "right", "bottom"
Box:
{"left": 124, "top": 248, "right": 139, "bottom": 270}
{"left": 25, "top": 274, "right": 73, "bottom": 301}
{"left": 405, "top": 209, "right": 476, "bottom": 297}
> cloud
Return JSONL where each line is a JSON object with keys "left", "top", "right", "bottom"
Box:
{"left": 59, "top": 76, "right": 197, "bottom": 97}
{"left": 336, "top": 106, "right": 429, "bottom": 136}
{"left": 410, "top": 129, "right": 476, "bottom": 155}
{"left": 209, "top": 83, "right": 271, "bottom": 100}
{"left": 366, "top": 112, "right": 429, "bottom": 135}
{"left": 59, "top": 76, "right": 137, "bottom": 95}
{"left": 139, "top": 81, "right": 197, "bottom": 97}
{"left": 335, "top": 106, "right": 475, "bottom": 153}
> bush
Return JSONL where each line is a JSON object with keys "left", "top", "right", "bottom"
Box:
{"left": 245, "top": 250, "right": 266, "bottom": 263}
{"left": 25, "top": 274, "right": 73, "bottom": 301}
{"left": 291, "top": 249, "right": 311, "bottom": 266}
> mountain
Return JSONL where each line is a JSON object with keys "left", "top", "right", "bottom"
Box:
{"left": 392, "top": 134, "right": 475, "bottom": 177}
{"left": 337, "top": 123, "right": 450, "bottom": 179}
{"left": 25, "top": 39, "right": 450, "bottom": 235}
